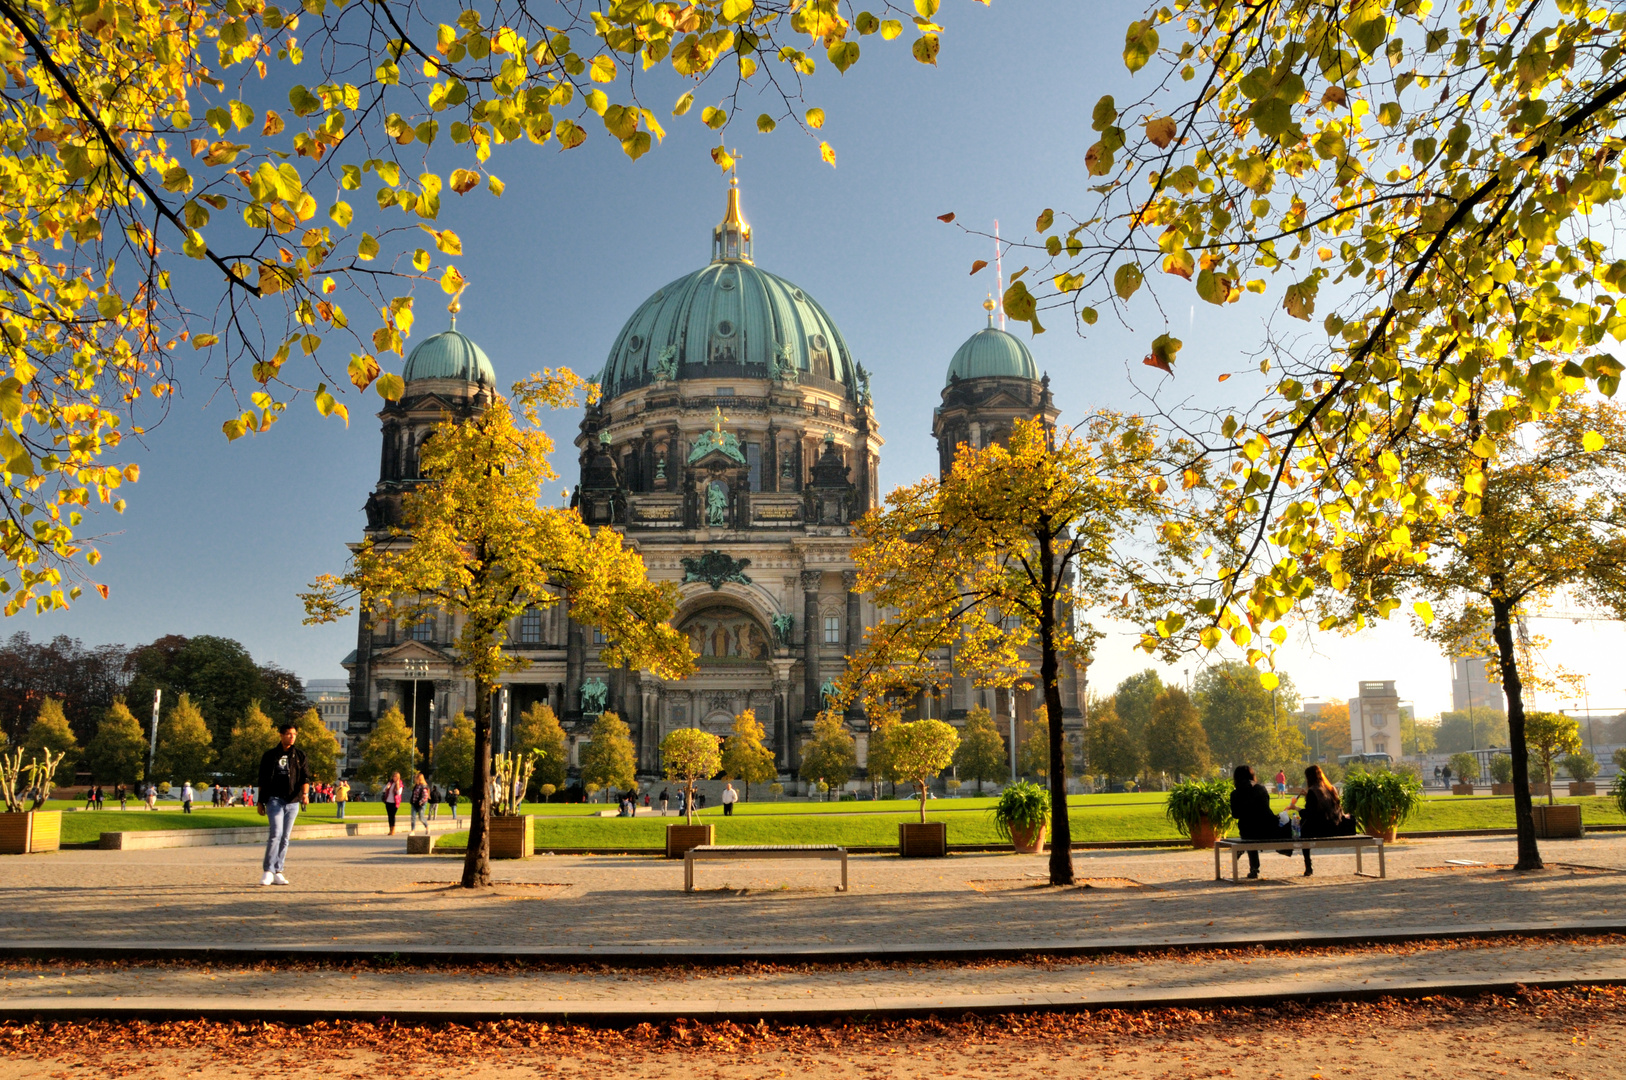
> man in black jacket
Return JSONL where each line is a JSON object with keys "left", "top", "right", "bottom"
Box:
{"left": 256, "top": 720, "right": 309, "bottom": 886}
{"left": 1229, "top": 765, "right": 1291, "bottom": 879}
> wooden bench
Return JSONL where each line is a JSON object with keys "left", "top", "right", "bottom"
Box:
{"left": 683, "top": 844, "right": 848, "bottom": 892}
{"left": 1214, "top": 835, "right": 1386, "bottom": 881}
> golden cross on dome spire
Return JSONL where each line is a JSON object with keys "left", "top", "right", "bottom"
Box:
{"left": 448, "top": 280, "right": 468, "bottom": 329}
{"left": 712, "top": 404, "right": 728, "bottom": 434}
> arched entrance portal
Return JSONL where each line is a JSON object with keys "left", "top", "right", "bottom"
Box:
{"left": 658, "top": 602, "right": 779, "bottom": 766}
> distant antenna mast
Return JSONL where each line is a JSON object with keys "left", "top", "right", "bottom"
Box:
{"left": 993, "top": 221, "right": 1006, "bottom": 330}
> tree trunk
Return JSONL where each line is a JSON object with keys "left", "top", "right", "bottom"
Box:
{"left": 460, "top": 676, "right": 493, "bottom": 887}
{"left": 1038, "top": 523, "right": 1074, "bottom": 887}
{"left": 1491, "top": 593, "right": 1542, "bottom": 871}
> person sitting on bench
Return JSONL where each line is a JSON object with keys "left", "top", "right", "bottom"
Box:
{"left": 1229, "top": 765, "right": 1291, "bottom": 880}
{"left": 1287, "top": 764, "right": 1357, "bottom": 877}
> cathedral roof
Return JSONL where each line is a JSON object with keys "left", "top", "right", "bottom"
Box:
{"left": 945, "top": 322, "right": 1039, "bottom": 386}
{"left": 402, "top": 328, "right": 496, "bottom": 386}
{"left": 597, "top": 183, "right": 858, "bottom": 399}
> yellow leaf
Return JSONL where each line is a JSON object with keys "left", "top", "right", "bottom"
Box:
{"left": 440, "top": 265, "right": 466, "bottom": 294}
{"left": 673, "top": 92, "right": 695, "bottom": 117}
{"left": 912, "top": 34, "right": 939, "bottom": 65}
{"left": 590, "top": 56, "right": 617, "bottom": 83}
{"left": 819, "top": 141, "right": 836, "bottom": 167}
{"left": 914, "top": 0, "right": 939, "bottom": 16}
{"left": 756, "top": 114, "right": 777, "bottom": 133}
{"left": 435, "top": 229, "right": 462, "bottom": 255}
{"left": 1413, "top": 601, "right": 1435, "bottom": 625}
{"left": 806, "top": 108, "right": 826, "bottom": 130}
{"left": 711, "top": 146, "right": 734, "bottom": 172}
{"left": 1582, "top": 430, "right": 1605, "bottom": 452}
{"left": 880, "top": 19, "right": 902, "bottom": 40}
{"left": 1259, "top": 671, "right": 1279, "bottom": 690}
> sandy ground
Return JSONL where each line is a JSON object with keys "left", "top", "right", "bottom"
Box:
{"left": 1, "top": 986, "right": 1622, "bottom": 1078}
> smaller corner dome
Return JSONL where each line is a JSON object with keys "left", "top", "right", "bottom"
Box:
{"left": 946, "top": 327, "right": 1038, "bottom": 386}
{"left": 402, "top": 328, "right": 496, "bottom": 385}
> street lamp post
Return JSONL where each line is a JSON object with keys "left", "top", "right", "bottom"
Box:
{"left": 404, "top": 658, "right": 430, "bottom": 750}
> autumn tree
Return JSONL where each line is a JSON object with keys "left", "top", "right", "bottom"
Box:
{"left": 431, "top": 712, "right": 476, "bottom": 791}
{"left": 512, "top": 702, "right": 568, "bottom": 797}
{"left": 1524, "top": 712, "right": 1584, "bottom": 807}
{"left": 1112, "top": 670, "right": 1164, "bottom": 744}
{"left": 864, "top": 717, "right": 900, "bottom": 797}
{"left": 0, "top": 0, "right": 964, "bottom": 611}
{"left": 21, "top": 698, "right": 79, "bottom": 777}
{"left": 304, "top": 374, "right": 691, "bottom": 886}
{"left": 294, "top": 707, "right": 341, "bottom": 784}
{"left": 1309, "top": 702, "right": 1353, "bottom": 761}
{"left": 798, "top": 711, "right": 856, "bottom": 792}
{"left": 1194, "top": 661, "right": 1299, "bottom": 772}
{"left": 1086, "top": 700, "right": 1142, "bottom": 786}
{"left": 1018, "top": 712, "right": 1074, "bottom": 781}
{"left": 719, "top": 709, "right": 775, "bottom": 799}
{"left": 661, "top": 727, "right": 721, "bottom": 826}
{"left": 1305, "top": 400, "right": 1626, "bottom": 869}
{"left": 217, "top": 701, "right": 278, "bottom": 786}
{"left": 992, "top": 0, "right": 1626, "bottom": 697}
{"left": 887, "top": 720, "right": 958, "bottom": 823}
{"left": 580, "top": 711, "right": 639, "bottom": 797}
{"left": 83, "top": 699, "right": 145, "bottom": 785}
{"left": 952, "top": 705, "right": 1008, "bottom": 792}
{"left": 153, "top": 693, "right": 213, "bottom": 784}
{"left": 1143, "top": 687, "right": 1210, "bottom": 780}
{"left": 834, "top": 415, "right": 1190, "bottom": 887}
{"left": 358, "top": 705, "right": 418, "bottom": 786}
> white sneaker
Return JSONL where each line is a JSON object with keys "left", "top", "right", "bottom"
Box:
{"left": 259, "top": 872, "right": 274, "bottom": 886}
{"left": 272, "top": 872, "right": 289, "bottom": 886}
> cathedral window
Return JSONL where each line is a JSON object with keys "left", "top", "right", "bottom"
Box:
{"left": 823, "top": 615, "right": 841, "bottom": 644}
{"left": 411, "top": 615, "right": 435, "bottom": 642}
{"left": 518, "top": 608, "right": 542, "bottom": 645}
{"left": 746, "top": 442, "right": 761, "bottom": 491}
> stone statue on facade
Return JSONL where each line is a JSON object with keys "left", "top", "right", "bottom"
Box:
{"left": 773, "top": 342, "right": 799, "bottom": 385}
{"left": 771, "top": 613, "right": 794, "bottom": 647}
{"left": 581, "top": 677, "right": 608, "bottom": 715}
{"left": 653, "top": 345, "right": 679, "bottom": 383}
{"left": 705, "top": 481, "right": 729, "bottom": 526}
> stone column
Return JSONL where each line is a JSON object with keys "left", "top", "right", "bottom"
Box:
{"left": 842, "top": 570, "right": 865, "bottom": 724}
{"left": 801, "top": 570, "right": 823, "bottom": 721}
{"left": 565, "top": 616, "right": 585, "bottom": 724}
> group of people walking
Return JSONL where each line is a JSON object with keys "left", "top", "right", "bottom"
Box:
{"left": 378, "top": 772, "right": 460, "bottom": 834}
{"left": 1230, "top": 764, "right": 1358, "bottom": 878}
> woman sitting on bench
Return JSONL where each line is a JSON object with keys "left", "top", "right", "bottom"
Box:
{"left": 1229, "top": 765, "right": 1291, "bottom": 880}
{"left": 1288, "top": 764, "right": 1357, "bottom": 877}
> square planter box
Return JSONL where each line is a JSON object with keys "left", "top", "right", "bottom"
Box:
{"left": 1569, "top": 782, "right": 1597, "bottom": 796}
{"left": 0, "top": 810, "right": 61, "bottom": 854}
{"left": 899, "top": 821, "right": 948, "bottom": 858}
{"left": 1532, "top": 803, "right": 1583, "bottom": 839}
{"left": 1451, "top": 784, "right": 1477, "bottom": 796}
{"left": 1491, "top": 783, "right": 1515, "bottom": 796}
{"left": 665, "top": 823, "right": 714, "bottom": 859}
{"left": 488, "top": 815, "right": 534, "bottom": 860}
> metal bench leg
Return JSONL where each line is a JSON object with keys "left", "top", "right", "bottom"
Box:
{"left": 685, "top": 853, "right": 693, "bottom": 892}
{"left": 841, "top": 852, "right": 848, "bottom": 892}
{"left": 1215, "top": 843, "right": 1221, "bottom": 881}
{"left": 1379, "top": 843, "right": 1386, "bottom": 879}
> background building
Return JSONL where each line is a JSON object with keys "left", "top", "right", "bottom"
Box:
{"left": 340, "top": 182, "right": 1082, "bottom": 781}
{"left": 1349, "top": 680, "right": 1400, "bottom": 757}
{"left": 1450, "top": 654, "right": 1506, "bottom": 714}
{"left": 305, "top": 678, "right": 350, "bottom": 764}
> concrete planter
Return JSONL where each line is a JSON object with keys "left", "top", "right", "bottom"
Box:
{"left": 0, "top": 810, "right": 60, "bottom": 854}
{"left": 1569, "top": 782, "right": 1597, "bottom": 796}
{"left": 1491, "top": 783, "right": 1515, "bottom": 795}
{"left": 665, "top": 823, "right": 714, "bottom": 859}
{"left": 1532, "top": 803, "right": 1583, "bottom": 839}
{"left": 898, "top": 821, "right": 948, "bottom": 858}
{"left": 1451, "top": 784, "right": 1477, "bottom": 795}
{"left": 1009, "top": 822, "right": 1046, "bottom": 854}
{"left": 488, "top": 815, "right": 534, "bottom": 860}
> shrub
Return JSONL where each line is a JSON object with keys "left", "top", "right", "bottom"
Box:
{"left": 1613, "top": 772, "right": 1626, "bottom": 818}
{"left": 769, "top": 782, "right": 784, "bottom": 799}
{"left": 1447, "top": 752, "right": 1480, "bottom": 783}
{"left": 1615, "top": 747, "right": 1626, "bottom": 772}
{"left": 1343, "top": 770, "right": 1425, "bottom": 835}
{"left": 1164, "top": 777, "right": 1234, "bottom": 838}
{"left": 991, "top": 781, "right": 1051, "bottom": 842}
{"left": 1563, "top": 751, "right": 1599, "bottom": 783}
{"left": 1489, "top": 754, "right": 1514, "bottom": 784}
{"left": 660, "top": 727, "right": 723, "bottom": 825}
{"left": 539, "top": 783, "right": 557, "bottom": 800}
{"left": 946, "top": 778, "right": 962, "bottom": 794}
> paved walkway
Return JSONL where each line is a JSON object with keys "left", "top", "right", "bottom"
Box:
{"left": 4, "top": 831, "right": 1624, "bottom": 954}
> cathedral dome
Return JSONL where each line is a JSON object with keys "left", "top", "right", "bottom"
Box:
{"left": 402, "top": 328, "right": 496, "bottom": 386}
{"left": 946, "top": 324, "right": 1038, "bottom": 386}
{"left": 597, "top": 182, "right": 858, "bottom": 399}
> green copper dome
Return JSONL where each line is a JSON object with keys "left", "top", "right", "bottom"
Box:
{"left": 945, "top": 326, "right": 1038, "bottom": 385}
{"left": 598, "top": 185, "right": 859, "bottom": 399}
{"left": 402, "top": 328, "right": 496, "bottom": 385}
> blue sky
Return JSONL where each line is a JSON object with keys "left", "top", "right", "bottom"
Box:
{"left": 32, "top": 1, "right": 1626, "bottom": 721}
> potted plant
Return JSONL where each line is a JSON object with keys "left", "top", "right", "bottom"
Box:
{"left": 487, "top": 749, "right": 540, "bottom": 859}
{"left": 991, "top": 781, "right": 1050, "bottom": 853}
{"left": 1563, "top": 751, "right": 1598, "bottom": 796}
{"left": 1342, "top": 770, "right": 1424, "bottom": 842}
{"left": 889, "top": 719, "right": 959, "bottom": 857}
{"left": 1164, "top": 777, "right": 1234, "bottom": 849}
{"left": 1524, "top": 711, "right": 1584, "bottom": 838}
{"left": 0, "top": 748, "right": 65, "bottom": 854}
{"left": 661, "top": 728, "right": 721, "bottom": 858}
{"left": 1488, "top": 753, "right": 1515, "bottom": 796}
{"left": 1447, "top": 752, "right": 1480, "bottom": 795}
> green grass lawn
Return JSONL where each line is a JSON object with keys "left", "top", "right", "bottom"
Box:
{"left": 46, "top": 803, "right": 382, "bottom": 845}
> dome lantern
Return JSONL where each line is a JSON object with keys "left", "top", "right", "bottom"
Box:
{"left": 711, "top": 165, "right": 752, "bottom": 264}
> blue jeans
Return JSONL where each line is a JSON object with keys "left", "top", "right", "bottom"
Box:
{"left": 262, "top": 797, "right": 301, "bottom": 873}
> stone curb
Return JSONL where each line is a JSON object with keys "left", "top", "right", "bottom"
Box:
{"left": 3, "top": 920, "right": 1622, "bottom": 969}
{"left": 2, "top": 973, "right": 1622, "bottom": 1025}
